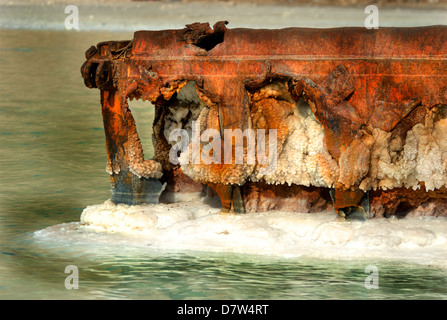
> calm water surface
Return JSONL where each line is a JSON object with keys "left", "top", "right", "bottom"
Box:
{"left": 0, "top": 30, "right": 446, "bottom": 300}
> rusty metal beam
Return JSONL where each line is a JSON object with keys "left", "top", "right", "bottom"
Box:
{"left": 81, "top": 22, "right": 447, "bottom": 218}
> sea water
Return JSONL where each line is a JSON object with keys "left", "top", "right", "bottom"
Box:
{"left": 0, "top": 26, "right": 446, "bottom": 300}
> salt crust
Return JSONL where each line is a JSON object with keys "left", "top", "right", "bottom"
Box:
{"left": 177, "top": 82, "right": 447, "bottom": 191}
{"left": 368, "top": 117, "right": 447, "bottom": 191}
{"left": 54, "top": 198, "right": 447, "bottom": 268}
{"left": 124, "top": 80, "right": 447, "bottom": 191}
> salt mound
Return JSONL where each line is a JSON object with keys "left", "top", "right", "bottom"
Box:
{"left": 71, "top": 198, "right": 447, "bottom": 268}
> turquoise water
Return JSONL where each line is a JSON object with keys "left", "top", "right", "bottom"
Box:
{"left": 0, "top": 29, "right": 446, "bottom": 300}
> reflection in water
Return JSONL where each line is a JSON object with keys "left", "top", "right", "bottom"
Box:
{"left": 0, "top": 30, "right": 446, "bottom": 300}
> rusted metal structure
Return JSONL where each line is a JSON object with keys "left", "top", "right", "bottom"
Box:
{"left": 81, "top": 22, "right": 447, "bottom": 219}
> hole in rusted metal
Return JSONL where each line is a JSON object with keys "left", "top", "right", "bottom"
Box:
{"left": 128, "top": 99, "right": 155, "bottom": 159}
{"left": 194, "top": 31, "right": 225, "bottom": 51}
{"left": 184, "top": 21, "right": 227, "bottom": 52}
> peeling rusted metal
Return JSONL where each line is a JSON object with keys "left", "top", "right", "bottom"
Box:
{"left": 81, "top": 22, "right": 447, "bottom": 219}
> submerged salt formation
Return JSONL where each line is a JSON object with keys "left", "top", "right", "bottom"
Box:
{"left": 81, "top": 22, "right": 447, "bottom": 219}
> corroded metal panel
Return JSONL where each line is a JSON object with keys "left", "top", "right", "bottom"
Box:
{"left": 81, "top": 22, "right": 447, "bottom": 218}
